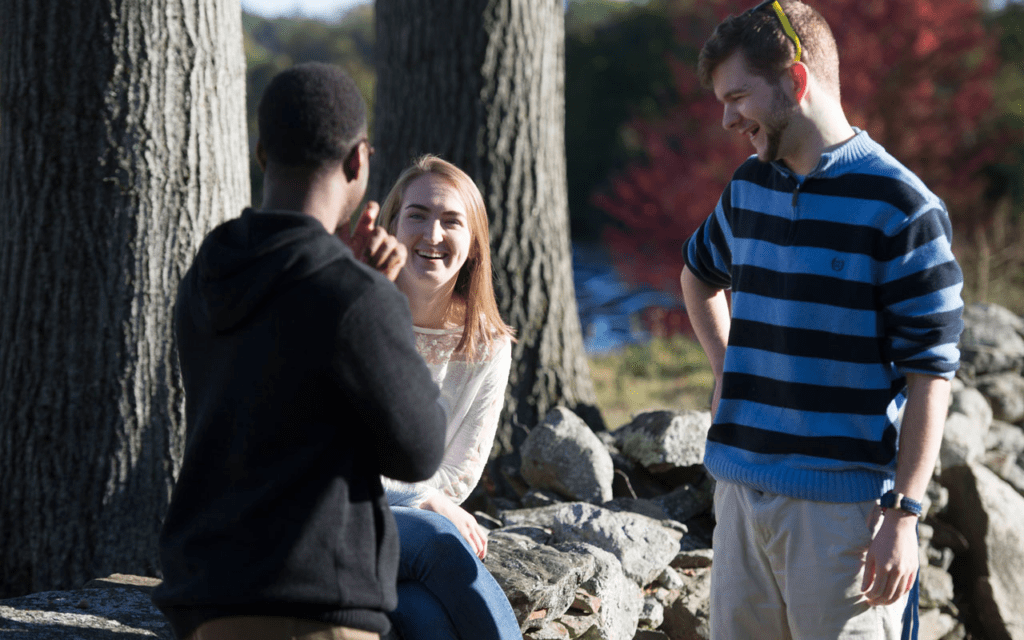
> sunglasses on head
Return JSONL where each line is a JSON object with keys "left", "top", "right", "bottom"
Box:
{"left": 747, "top": 0, "right": 803, "bottom": 63}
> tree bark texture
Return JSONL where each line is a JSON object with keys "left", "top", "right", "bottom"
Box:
{"left": 0, "top": 0, "right": 250, "bottom": 597}
{"left": 372, "top": 0, "right": 604, "bottom": 456}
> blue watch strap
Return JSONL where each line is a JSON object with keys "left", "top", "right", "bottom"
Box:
{"left": 879, "top": 491, "right": 922, "bottom": 517}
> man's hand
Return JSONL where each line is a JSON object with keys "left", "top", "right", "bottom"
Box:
{"left": 419, "top": 492, "right": 489, "bottom": 560}
{"left": 338, "top": 201, "right": 407, "bottom": 281}
{"left": 861, "top": 508, "right": 919, "bottom": 606}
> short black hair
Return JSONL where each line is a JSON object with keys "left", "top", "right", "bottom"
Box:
{"left": 257, "top": 62, "right": 367, "bottom": 168}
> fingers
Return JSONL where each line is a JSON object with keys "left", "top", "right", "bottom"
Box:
{"left": 354, "top": 200, "right": 380, "bottom": 237}
{"left": 865, "top": 570, "right": 896, "bottom": 606}
{"left": 365, "top": 230, "right": 407, "bottom": 281}
{"left": 344, "top": 200, "right": 380, "bottom": 257}
{"left": 466, "top": 522, "right": 488, "bottom": 560}
{"left": 864, "top": 563, "right": 915, "bottom": 606}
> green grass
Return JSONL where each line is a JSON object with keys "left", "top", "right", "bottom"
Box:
{"left": 588, "top": 335, "right": 715, "bottom": 431}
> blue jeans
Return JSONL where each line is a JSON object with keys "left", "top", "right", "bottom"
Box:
{"left": 388, "top": 507, "right": 521, "bottom": 640}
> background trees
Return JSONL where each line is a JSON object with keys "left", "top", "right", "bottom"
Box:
{"left": 0, "top": 0, "right": 249, "bottom": 597}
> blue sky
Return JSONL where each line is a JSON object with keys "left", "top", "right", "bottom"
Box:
{"left": 241, "top": 0, "right": 370, "bottom": 19}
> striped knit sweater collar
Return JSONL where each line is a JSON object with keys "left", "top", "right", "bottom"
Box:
{"left": 771, "top": 127, "right": 873, "bottom": 180}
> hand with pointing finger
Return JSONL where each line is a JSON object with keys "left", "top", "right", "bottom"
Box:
{"left": 339, "top": 201, "right": 407, "bottom": 282}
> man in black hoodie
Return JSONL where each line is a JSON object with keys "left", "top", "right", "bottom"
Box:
{"left": 152, "top": 63, "right": 448, "bottom": 640}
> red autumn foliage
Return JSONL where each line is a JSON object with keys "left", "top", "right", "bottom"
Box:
{"left": 595, "top": 0, "right": 1011, "bottom": 319}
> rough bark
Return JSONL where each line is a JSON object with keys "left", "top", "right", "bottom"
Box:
{"left": 372, "top": 0, "right": 604, "bottom": 455}
{"left": 0, "top": 0, "right": 250, "bottom": 597}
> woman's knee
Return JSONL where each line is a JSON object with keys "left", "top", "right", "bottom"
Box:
{"left": 394, "top": 508, "right": 476, "bottom": 558}
{"left": 390, "top": 581, "right": 458, "bottom": 640}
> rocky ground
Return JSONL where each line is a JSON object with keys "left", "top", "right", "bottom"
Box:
{"left": 2, "top": 302, "right": 1023, "bottom": 640}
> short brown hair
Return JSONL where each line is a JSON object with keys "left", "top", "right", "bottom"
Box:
{"left": 379, "top": 155, "right": 515, "bottom": 358}
{"left": 698, "top": 1, "right": 840, "bottom": 97}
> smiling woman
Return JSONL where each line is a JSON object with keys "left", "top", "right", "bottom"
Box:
{"left": 373, "top": 155, "right": 521, "bottom": 640}
{"left": 392, "top": 174, "right": 473, "bottom": 328}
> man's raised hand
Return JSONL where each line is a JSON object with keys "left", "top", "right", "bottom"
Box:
{"left": 339, "top": 201, "right": 407, "bottom": 282}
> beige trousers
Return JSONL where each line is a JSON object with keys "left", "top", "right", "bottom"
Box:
{"left": 710, "top": 481, "right": 908, "bottom": 640}
{"left": 186, "top": 616, "right": 380, "bottom": 640}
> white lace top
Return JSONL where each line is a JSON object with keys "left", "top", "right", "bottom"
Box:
{"left": 382, "top": 326, "right": 512, "bottom": 507}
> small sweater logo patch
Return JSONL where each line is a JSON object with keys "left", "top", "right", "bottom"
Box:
{"left": 831, "top": 257, "right": 845, "bottom": 272}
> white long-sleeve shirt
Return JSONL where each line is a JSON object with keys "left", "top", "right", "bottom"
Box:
{"left": 383, "top": 326, "right": 512, "bottom": 507}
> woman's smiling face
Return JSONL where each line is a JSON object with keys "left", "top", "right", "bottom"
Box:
{"left": 394, "top": 173, "right": 473, "bottom": 294}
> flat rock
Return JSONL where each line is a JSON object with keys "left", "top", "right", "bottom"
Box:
{"left": 0, "top": 577, "right": 172, "bottom": 639}
{"left": 485, "top": 531, "right": 596, "bottom": 632}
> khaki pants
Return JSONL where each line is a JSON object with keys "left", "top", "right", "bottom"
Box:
{"left": 710, "top": 481, "right": 909, "bottom": 640}
{"left": 187, "top": 616, "right": 380, "bottom": 640}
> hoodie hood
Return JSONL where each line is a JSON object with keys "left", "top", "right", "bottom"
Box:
{"left": 182, "top": 208, "right": 350, "bottom": 333}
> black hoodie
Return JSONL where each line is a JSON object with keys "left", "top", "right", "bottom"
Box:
{"left": 152, "top": 209, "right": 446, "bottom": 639}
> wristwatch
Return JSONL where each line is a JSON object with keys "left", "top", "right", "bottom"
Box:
{"left": 878, "top": 491, "right": 922, "bottom": 517}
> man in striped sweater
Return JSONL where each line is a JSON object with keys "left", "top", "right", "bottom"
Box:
{"left": 680, "top": 2, "right": 964, "bottom": 639}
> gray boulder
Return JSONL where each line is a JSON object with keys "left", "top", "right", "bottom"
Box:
{"left": 918, "top": 564, "right": 955, "bottom": 610}
{"left": 521, "top": 407, "right": 615, "bottom": 504}
{"left": 658, "top": 567, "right": 711, "bottom": 640}
{"left": 556, "top": 542, "right": 642, "bottom": 640}
{"left": 940, "top": 412, "right": 986, "bottom": 470}
{"left": 985, "top": 420, "right": 1024, "bottom": 454}
{"left": 950, "top": 385, "right": 994, "bottom": 433}
{"left": 918, "top": 608, "right": 962, "bottom": 640}
{"left": 615, "top": 410, "right": 711, "bottom": 473}
{"left": 546, "top": 503, "right": 682, "bottom": 587}
{"left": 484, "top": 531, "right": 596, "bottom": 632}
{"left": 981, "top": 421, "right": 1024, "bottom": 495}
{"left": 976, "top": 373, "right": 1024, "bottom": 425}
{"left": 958, "top": 303, "right": 1024, "bottom": 377}
{"left": 650, "top": 476, "right": 715, "bottom": 524}
{"left": 639, "top": 595, "right": 665, "bottom": 630}
{"left": 941, "top": 462, "right": 1024, "bottom": 640}
{"left": 656, "top": 566, "right": 687, "bottom": 592}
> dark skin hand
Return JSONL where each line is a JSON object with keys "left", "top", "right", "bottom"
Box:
{"left": 339, "top": 201, "right": 407, "bottom": 281}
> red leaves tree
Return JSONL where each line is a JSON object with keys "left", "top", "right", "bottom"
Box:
{"left": 596, "top": 0, "right": 1009, "bottom": 314}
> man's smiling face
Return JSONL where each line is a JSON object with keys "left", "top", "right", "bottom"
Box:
{"left": 713, "top": 51, "right": 797, "bottom": 165}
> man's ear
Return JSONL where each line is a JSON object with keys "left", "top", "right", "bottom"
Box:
{"left": 790, "top": 62, "right": 809, "bottom": 103}
{"left": 255, "top": 140, "right": 267, "bottom": 172}
{"left": 343, "top": 142, "right": 363, "bottom": 182}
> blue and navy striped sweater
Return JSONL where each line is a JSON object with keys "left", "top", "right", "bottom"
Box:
{"left": 684, "top": 130, "right": 963, "bottom": 503}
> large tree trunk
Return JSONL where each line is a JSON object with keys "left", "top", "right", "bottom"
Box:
{"left": 372, "top": 0, "right": 604, "bottom": 456}
{"left": 0, "top": 0, "right": 250, "bottom": 597}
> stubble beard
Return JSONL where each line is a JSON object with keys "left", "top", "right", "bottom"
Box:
{"left": 759, "top": 85, "right": 797, "bottom": 164}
